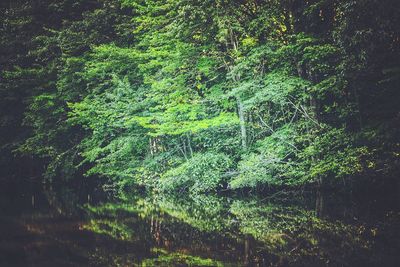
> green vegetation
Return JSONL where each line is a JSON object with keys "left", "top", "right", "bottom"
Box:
{"left": 1, "top": 1, "right": 399, "bottom": 194}
{"left": 141, "top": 248, "right": 225, "bottom": 267}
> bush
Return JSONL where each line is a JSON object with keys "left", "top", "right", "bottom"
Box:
{"left": 158, "top": 152, "right": 232, "bottom": 194}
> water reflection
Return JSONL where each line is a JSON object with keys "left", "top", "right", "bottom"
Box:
{"left": 0, "top": 180, "right": 399, "bottom": 266}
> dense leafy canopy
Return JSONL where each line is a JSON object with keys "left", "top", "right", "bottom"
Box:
{"left": 1, "top": 0, "right": 399, "bottom": 194}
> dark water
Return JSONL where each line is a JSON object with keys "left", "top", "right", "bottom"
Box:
{"left": 0, "top": 179, "right": 399, "bottom": 267}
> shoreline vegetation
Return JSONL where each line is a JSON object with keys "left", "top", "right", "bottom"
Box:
{"left": 1, "top": 0, "right": 399, "bottom": 197}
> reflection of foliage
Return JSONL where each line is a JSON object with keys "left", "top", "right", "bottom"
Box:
{"left": 230, "top": 200, "right": 302, "bottom": 243}
{"left": 83, "top": 219, "right": 135, "bottom": 241}
{"left": 85, "top": 202, "right": 142, "bottom": 216}
{"left": 83, "top": 202, "right": 143, "bottom": 241}
{"left": 84, "top": 199, "right": 160, "bottom": 218}
{"left": 155, "top": 194, "right": 233, "bottom": 234}
{"left": 141, "top": 248, "right": 224, "bottom": 267}
{"left": 230, "top": 200, "right": 371, "bottom": 265}
{"left": 81, "top": 195, "right": 398, "bottom": 266}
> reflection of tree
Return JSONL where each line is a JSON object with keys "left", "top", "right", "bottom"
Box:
{"left": 141, "top": 248, "right": 224, "bottom": 266}
{"left": 315, "top": 189, "right": 324, "bottom": 217}
{"left": 150, "top": 215, "right": 162, "bottom": 246}
{"left": 41, "top": 183, "right": 82, "bottom": 216}
{"left": 154, "top": 194, "right": 233, "bottom": 234}
{"left": 83, "top": 219, "right": 135, "bottom": 240}
{"left": 82, "top": 195, "right": 379, "bottom": 266}
{"left": 229, "top": 199, "right": 371, "bottom": 266}
{"left": 83, "top": 197, "right": 237, "bottom": 265}
{"left": 83, "top": 202, "right": 150, "bottom": 242}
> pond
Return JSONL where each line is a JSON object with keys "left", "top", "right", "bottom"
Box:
{"left": 0, "top": 178, "right": 399, "bottom": 266}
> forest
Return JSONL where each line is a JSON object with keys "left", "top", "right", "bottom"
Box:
{"left": 0, "top": 0, "right": 399, "bottom": 266}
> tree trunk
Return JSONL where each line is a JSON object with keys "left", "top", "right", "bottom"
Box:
{"left": 186, "top": 134, "right": 193, "bottom": 158}
{"left": 237, "top": 98, "right": 247, "bottom": 149}
{"left": 316, "top": 188, "right": 324, "bottom": 217}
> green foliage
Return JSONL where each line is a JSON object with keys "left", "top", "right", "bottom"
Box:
{"left": 141, "top": 248, "right": 224, "bottom": 267}
{"left": 159, "top": 153, "right": 232, "bottom": 194}
{"left": 231, "top": 126, "right": 300, "bottom": 188}
{"left": 83, "top": 219, "right": 135, "bottom": 241}
{"left": 129, "top": 108, "right": 239, "bottom": 137}
{"left": 1, "top": 0, "right": 398, "bottom": 193}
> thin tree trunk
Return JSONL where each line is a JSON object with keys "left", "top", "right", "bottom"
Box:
{"left": 316, "top": 188, "right": 324, "bottom": 217}
{"left": 237, "top": 98, "right": 247, "bottom": 149}
{"left": 186, "top": 134, "right": 193, "bottom": 158}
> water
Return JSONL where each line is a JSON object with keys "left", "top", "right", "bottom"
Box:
{"left": 0, "top": 178, "right": 399, "bottom": 266}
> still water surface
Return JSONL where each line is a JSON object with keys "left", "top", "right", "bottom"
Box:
{"left": 0, "top": 178, "right": 399, "bottom": 266}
